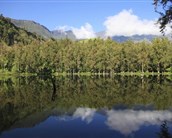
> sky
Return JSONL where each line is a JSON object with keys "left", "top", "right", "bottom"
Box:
{"left": 0, "top": 0, "right": 170, "bottom": 38}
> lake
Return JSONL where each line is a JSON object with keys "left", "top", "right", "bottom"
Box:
{"left": 0, "top": 75, "right": 172, "bottom": 138}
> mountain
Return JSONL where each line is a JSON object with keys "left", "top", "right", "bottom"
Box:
{"left": 11, "top": 19, "right": 52, "bottom": 39}
{"left": 96, "top": 31, "right": 106, "bottom": 39}
{"left": 111, "top": 34, "right": 159, "bottom": 42}
{"left": 10, "top": 108, "right": 75, "bottom": 130}
{"left": 0, "top": 15, "right": 44, "bottom": 46}
{"left": 4, "top": 16, "right": 170, "bottom": 42}
{"left": 52, "top": 30, "right": 76, "bottom": 39}
{"left": 11, "top": 18, "right": 76, "bottom": 40}
{"left": 95, "top": 31, "right": 160, "bottom": 42}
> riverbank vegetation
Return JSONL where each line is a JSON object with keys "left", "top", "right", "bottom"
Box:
{"left": 0, "top": 15, "right": 172, "bottom": 75}
{"left": 0, "top": 37, "right": 172, "bottom": 75}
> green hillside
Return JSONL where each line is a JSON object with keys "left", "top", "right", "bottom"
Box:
{"left": 11, "top": 18, "right": 76, "bottom": 40}
{"left": 0, "top": 15, "right": 44, "bottom": 46}
{"left": 11, "top": 18, "right": 53, "bottom": 39}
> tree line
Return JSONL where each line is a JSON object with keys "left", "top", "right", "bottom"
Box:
{"left": 0, "top": 37, "right": 172, "bottom": 74}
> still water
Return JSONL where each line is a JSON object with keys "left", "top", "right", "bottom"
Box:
{"left": 0, "top": 75, "right": 172, "bottom": 138}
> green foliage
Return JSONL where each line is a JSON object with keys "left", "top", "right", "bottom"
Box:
{"left": 0, "top": 15, "right": 44, "bottom": 46}
{"left": 0, "top": 15, "right": 172, "bottom": 74}
{"left": 153, "top": 0, "right": 172, "bottom": 34}
{"left": 0, "top": 36, "right": 172, "bottom": 74}
{"left": 166, "top": 67, "right": 172, "bottom": 72}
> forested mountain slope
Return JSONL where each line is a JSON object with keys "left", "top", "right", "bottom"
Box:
{"left": 11, "top": 18, "right": 76, "bottom": 40}
{"left": 0, "top": 15, "right": 44, "bottom": 46}
{"left": 11, "top": 18, "right": 53, "bottom": 39}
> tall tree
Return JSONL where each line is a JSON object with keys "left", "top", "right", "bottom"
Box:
{"left": 153, "top": 0, "right": 172, "bottom": 34}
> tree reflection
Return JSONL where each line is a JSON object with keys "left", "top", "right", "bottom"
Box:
{"left": 50, "top": 76, "right": 57, "bottom": 101}
{"left": 158, "top": 121, "right": 172, "bottom": 138}
{"left": 0, "top": 76, "right": 172, "bottom": 133}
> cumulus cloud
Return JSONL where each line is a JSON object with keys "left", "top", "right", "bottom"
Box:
{"left": 73, "top": 107, "right": 96, "bottom": 124}
{"left": 55, "top": 25, "right": 71, "bottom": 31}
{"left": 55, "top": 9, "right": 171, "bottom": 39}
{"left": 104, "top": 9, "right": 170, "bottom": 36}
{"left": 55, "top": 23, "right": 96, "bottom": 39}
{"left": 106, "top": 109, "right": 172, "bottom": 136}
{"left": 71, "top": 23, "right": 96, "bottom": 39}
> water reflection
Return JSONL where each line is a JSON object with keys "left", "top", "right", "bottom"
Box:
{"left": 1, "top": 107, "right": 172, "bottom": 138}
{"left": 106, "top": 109, "right": 172, "bottom": 135}
{"left": 158, "top": 121, "right": 172, "bottom": 138}
{"left": 71, "top": 107, "right": 172, "bottom": 136}
{"left": 0, "top": 76, "right": 172, "bottom": 138}
{"left": 73, "top": 107, "right": 96, "bottom": 124}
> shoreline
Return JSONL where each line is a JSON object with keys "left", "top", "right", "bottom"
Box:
{"left": 0, "top": 71, "right": 172, "bottom": 77}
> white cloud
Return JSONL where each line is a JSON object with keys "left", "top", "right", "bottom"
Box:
{"left": 73, "top": 107, "right": 96, "bottom": 124}
{"left": 106, "top": 109, "right": 172, "bottom": 136}
{"left": 71, "top": 23, "right": 96, "bottom": 39}
{"left": 55, "top": 23, "right": 96, "bottom": 39}
{"left": 55, "top": 25, "right": 70, "bottom": 32}
{"left": 104, "top": 9, "right": 170, "bottom": 36}
{"left": 55, "top": 9, "right": 171, "bottom": 39}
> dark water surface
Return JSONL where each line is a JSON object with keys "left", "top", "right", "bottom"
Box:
{"left": 0, "top": 75, "right": 172, "bottom": 138}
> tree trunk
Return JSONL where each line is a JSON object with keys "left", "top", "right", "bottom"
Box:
{"left": 157, "top": 63, "right": 160, "bottom": 73}
{"left": 141, "top": 63, "right": 144, "bottom": 73}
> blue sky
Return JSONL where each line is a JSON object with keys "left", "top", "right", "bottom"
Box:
{"left": 0, "top": 0, "right": 166, "bottom": 38}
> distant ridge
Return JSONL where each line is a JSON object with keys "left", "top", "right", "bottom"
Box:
{"left": 10, "top": 18, "right": 76, "bottom": 40}
{"left": 0, "top": 15, "right": 44, "bottom": 46}
{"left": 111, "top": 34, "right": 159, "bottom": 42}
{"left": 11, "top": 18, "right": 52, "bottom": 38}
{"left": 52, "top": 30, "right": 76, "bottom": 39}
{"left": 96, "top": 31, "right": 168, "bottom": 42}
{"left": 3, "top": 16, "right": 171, "bottom": 42}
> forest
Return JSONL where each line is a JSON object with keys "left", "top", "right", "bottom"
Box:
{"left": 0, "top": 37, "right": 172, "bottom": 75}
{"left": 0, "top": 15, "right": 172, "bottom": 75}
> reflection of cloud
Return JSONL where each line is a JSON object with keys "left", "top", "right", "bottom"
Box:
{"left": 106, "top": 110, "right": 172, "bottom": 135}
{"left": 57, "top": 116, "right": 72, "bottom": 121}
{"left": 73, "top": 107, "right": 96, "bottom": 124}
